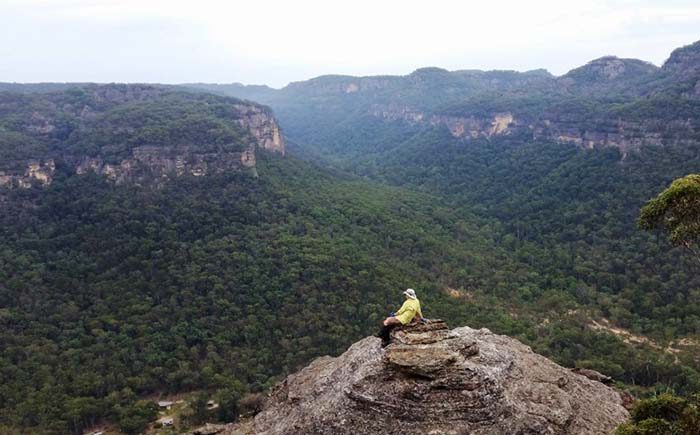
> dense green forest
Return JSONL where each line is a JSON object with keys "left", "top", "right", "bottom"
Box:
{"left": 217, "top": 42, "right": 700, "bottom": 346}
{"left": 2, "top": 151, "right": 700, "bottom": 433}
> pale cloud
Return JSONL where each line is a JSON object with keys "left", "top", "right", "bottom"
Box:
{"left": 1, "top": 0, "right": 699, "bottom": 87}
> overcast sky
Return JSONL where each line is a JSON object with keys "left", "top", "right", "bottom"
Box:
{"left": 1, "top": 0, "right": 699, "bottom": 88}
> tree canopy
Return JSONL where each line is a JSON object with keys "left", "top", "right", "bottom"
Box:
{"left": 639, "top": 174, "right": 700, "bottom": 257}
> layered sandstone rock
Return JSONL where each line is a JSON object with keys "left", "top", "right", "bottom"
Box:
{"left": 371, "top": 105, "right": 698, "bottom": 158}
{"left": 226, "top": 323, "right": 630, "bottom": 434}
{"left": 72, "top": 146, "right": 257, "bottom": 185}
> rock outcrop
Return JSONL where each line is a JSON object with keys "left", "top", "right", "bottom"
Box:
{"left": 0, "top": 159, "right": 56, "bottom": 188}
{"left": 232, "top": 323, "right": 629, "bottom": 434}
{"left": 234, "top": 104, "right": 285, "bottom": 155}
{"left": 71, "top": 146, "right": 257, "bottom": 186}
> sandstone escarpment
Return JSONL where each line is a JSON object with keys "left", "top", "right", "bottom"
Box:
{"left": 0, "top": 85, "right": 285, "bottom": 188}
{"left": 234, "top": 104, "right": 285, "bottom": 155}
{"left": 371, "top": 104, "right": 699, "bottom": 157}
{"left": 222, "top": 40, "right": 700, "bottom": 158}
{"left": 72, "top": 145, "right": 258, "bottom": 186}
{"left": 233, "top": 323, "right": 629, "bottom": 434}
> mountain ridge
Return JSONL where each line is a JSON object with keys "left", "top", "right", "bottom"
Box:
{"left": 203, "top": 39, "right": 700, "bottom": 160}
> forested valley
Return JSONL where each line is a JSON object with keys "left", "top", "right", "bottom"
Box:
{"left": 2, "top": 40, "right": 700, "bottom": 434}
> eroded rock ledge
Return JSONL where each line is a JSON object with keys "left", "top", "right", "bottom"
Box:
{"left": 240, "top": 323, "right": 629, "bottom": 435}
{"left": 371, "top": 105, "right": 699, "bottom": 158}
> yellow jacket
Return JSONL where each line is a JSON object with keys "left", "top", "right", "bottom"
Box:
{"left": 395, "top": 298, "right": 422, "bottom": 325}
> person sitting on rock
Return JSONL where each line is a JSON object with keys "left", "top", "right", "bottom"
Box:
{"left": 377, "top": 288, "right": 424, "bottom": 347}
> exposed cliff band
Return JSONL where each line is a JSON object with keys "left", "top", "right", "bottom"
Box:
{"left": 370, "top": 106, "right": 698, "bottom": 158}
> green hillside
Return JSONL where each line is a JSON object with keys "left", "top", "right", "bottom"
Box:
{"left": 0, "top": 85, "right": 257, "bottom": 169}
{"left": 0, "top": 151, "right": 536, "bottom": 433}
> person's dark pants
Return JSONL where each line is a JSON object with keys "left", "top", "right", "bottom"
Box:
{"left": 378, "top": 324, "right": 398, "bottom": 346}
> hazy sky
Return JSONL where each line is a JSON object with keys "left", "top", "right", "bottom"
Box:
{"left": 2, "top": 0, "right": 699, "bottom": 88}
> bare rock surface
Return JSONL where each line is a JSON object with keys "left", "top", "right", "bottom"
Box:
{"left": 190, "top": 423, "right": 232, "bottom": 434}
{"left": 246, "top": 324, "right": 629, "bottom": 434}
{"left": 570, "top": 367, "right": 613, "bottom": 385}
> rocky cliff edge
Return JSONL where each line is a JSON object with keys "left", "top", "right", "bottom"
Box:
{"left": 218, "top": 322, "right": 630, "bottom": 435}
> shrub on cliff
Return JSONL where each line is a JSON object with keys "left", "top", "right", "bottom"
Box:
{"left": 115, "top": 400, "right": 159, "bottom": 435}
{"left": 615, "top": 393, "right": 700, "bottom": 435}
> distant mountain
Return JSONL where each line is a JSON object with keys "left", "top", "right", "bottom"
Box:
{"left": 0, "top": 82, "right": 96, "bottom": 93}
{"left": 214, "top": 40, "right": 700, "bottom": 160}
{"left": 182, "top": 82, "right": 277, "bottom": 102}
{"left": 558, "top": 56, "right": 659, "bottom": 96}
{"left": 655, "top": 40, "right": 700, "bottom": 98}
{"left": 663, "top": 40, "right": 700, "bottom": 76}
{"left": 0, "top": 84, "right": 283, "bottom": 188}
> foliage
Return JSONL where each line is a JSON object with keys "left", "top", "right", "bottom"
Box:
{"left": 639, "top": 174, "right": 700, "bottom": 257}
{"left": 2, "top": 151, "right": 700, "bottom": 433}
{"left": 238, "top": 393, "right": 266, "bottom": 416}
{"left": 115, "top": 400, "right": 159, "bottom": 435}
{"left": 186, "top": 392, "right": 210, "bottom": 426}
{"left": 0, "top": 153, "right": 523, "bottom": 432}
{"left": 215, "top": 388, "right": 242, "bottom": 423}
{"left": 615, "top": 393, "right": 700, "bottom": 435}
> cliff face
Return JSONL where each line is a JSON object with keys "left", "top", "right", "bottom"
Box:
{"left": 71, "top": 146, "right": 257, "bottom": 185}
{"left": 234, "top": 104, "right": 285, "bottom": 155}
{"left": 0, "top": 146, "right": 263, "bottom": 189}
{"left": 230, "top": 323, "right": 629, "bottom": 435}
{"left": 371, "top": 106, "right": 699, "bottom": 157}
{"left": 0, "top": 85, "right": 285, "bottom": 188}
